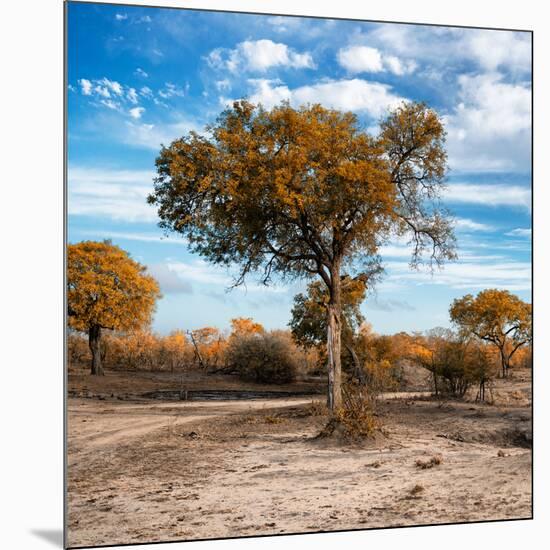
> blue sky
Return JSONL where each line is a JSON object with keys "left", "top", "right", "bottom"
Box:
{"left": 66, "top": 2, "right": 532, "bottom": 335}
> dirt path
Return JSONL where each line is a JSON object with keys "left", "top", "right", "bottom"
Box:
{"left": 68, "top": 397, "right": 314, "bottom": 448}
{"left": 68, "top": 393, "right": 429, "bottom": 449}
{"left": 67, "top": 395, "right": 531, "bottom": 548}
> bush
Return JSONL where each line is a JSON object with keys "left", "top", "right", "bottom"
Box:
{"left": 226, "top": 332, "right": 298, "bottom": 384}
{"left": 318, "top": 383, "right": 379, "bottom": 441}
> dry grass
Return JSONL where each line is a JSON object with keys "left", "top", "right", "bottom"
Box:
{"left": 415, "top": 455, "right": 443, "bottom": 469}
{"left": 305, "top": 400, "right": 329, "bottom": 417}
{"left": 263, "top": 415, "right": 285, "bottom": 424}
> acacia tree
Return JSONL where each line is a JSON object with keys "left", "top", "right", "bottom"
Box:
{"left": 450, "top": 289, "right": 532, "bottom": 378}
{"left": 148, "top": 100, "right": 455, "bottom": 410}
{"left": 67, "top": 240, "right": 161, "bottom": 375}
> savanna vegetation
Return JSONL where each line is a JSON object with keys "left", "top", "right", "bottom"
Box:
{"left": 147, "top": 100, "right": 456, "bottom": 410}
{"left": 67, "top": 102, "right": 531, "bottom": 427}
{"left": 67, "top": 101, "right": 532, "bottom": 547}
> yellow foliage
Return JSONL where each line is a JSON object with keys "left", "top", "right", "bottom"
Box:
{"left": 68, "top": 240, "right": 161, "bottom": 333}
{"left": 230, "top": 317, "right": 265, "bottom": 336}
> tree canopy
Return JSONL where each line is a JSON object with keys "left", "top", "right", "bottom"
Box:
{"left": 148, "top": 100, "right": 456, "bottom": 409}
{"left": 449, "top": 289, "right": 532, "bottom": 377}
{"left": 67, "top": 240, "right": 161, "bottom": 375}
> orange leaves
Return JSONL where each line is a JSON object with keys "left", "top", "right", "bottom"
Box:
{"left": 67, "top": 240, "right": 161, "bottom": 333}
{"left": 449, "top": 289, "right": 531, "bottom": 376}
{"left": 149, "top": 100, "right": 454, "bottom": 292}
{"left": 230, "top": 317, "right": 265, "bottom": 337}
{"left": 450, "top": 289, "right": 532, "bottom": 344}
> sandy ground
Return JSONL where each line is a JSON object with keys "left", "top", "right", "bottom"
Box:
{"left": 66, "top": 370, "right": 532, "bottom": 548}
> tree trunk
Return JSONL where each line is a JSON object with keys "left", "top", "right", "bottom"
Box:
{"left": 89, "top": 324, "right": 104, "bottom": 376}
{"left": 326, "top": 269, "right": 342, "bottom": 411}
{"left": 345, "top": 342, "right": 366, "bottom": 386}
{"left": 500, "top": 348, "right": 508, "bottom": 378}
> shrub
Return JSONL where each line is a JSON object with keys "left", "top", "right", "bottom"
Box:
{"left": 409, "top": 330, "right": 498, "bottom": 400}
{"left": 318, "top": 383, "right": 379, "bottom": 441}
{"left": 226, "top": 332, "right": 298, "bottom": 384}
{"left": 335, "top": 383, "right": 379, "bottom": 439}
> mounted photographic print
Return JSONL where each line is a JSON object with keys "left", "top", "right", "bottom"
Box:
{"left": 65, "top": 1, "right": 533, "bottom": 548}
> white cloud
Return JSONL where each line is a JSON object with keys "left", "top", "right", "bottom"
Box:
{"left": 127, "top": 87, "right": 139, "bottom": 104}
{"left": 215, "top": 79, "right": 231, "bottom": 92}
{"left": 115, "top": 14, "right": 127, "bottom": 21}
{"left": 466, "top": 30, "right": 531, "bottom": 72}
{"left": 337, "top": 46, "right": 416, "bottom": 76}
{"left": 506, "top": 228, "right": 531, "bottom": 238}
{"left": 245, "top": 78, "right": 406, "bottom": 117}
{"left": 135, "top": 68, "right": 148, "bottom": 78}
{"left": 68, "top": 166, "right": 156, "bottom": 222}
{"left": 158, "top": 82, "right": 186, "bottom": 99}
{"left": 94, "top": 85, "right": 111, "bottom": 98}
{"left": 454, "top": 218, "right": 495, "bottom": 232}
{"left": 100, "top": 99, "right": 119, "bottom": 110}
{"left": 81, "top": 230, "right": 188, "bottom": 246}
{"left": 77, "top": 76, "right": 147, "bottom": 116}
{"left": 166, "top": 259, "right": 288, "bottom": 294}
{"left": 207, "top": 39, "right": 315, "bottom": 73}
{"left": 385, "top": 258, "right": 531, "bottom": 291}
{"left": 79, "top": 78, "right": 92, "bottom": 95}
{"left": 369, "top": 25, "right": 530, "bottom": 75}
{"left": 147, "top": 263, "right": 193, "bottom": 295}
{"left": 99, "top": 77, "right": 123, "bottom": 96}
{"left": 384, "top": 55, "right": 417, "bottom": 76}
{"left": 338, "top": 46, "right": 383, "bottom": 73}
{"left": 129, "top": 107, "right": 145, "bottom": 119}
{"left": 266, "top": 16, "right": 291, "bottom": 32}
{"left": 121, "top": 118, "right": 202, "bottom": 150}
{"left": 445, "top": 73, "right": 531, "bottom": 171}
{"left": 379, "top": 244, "right": 413, "bottom": 258}
{"left": 444, "top": 183, "right": 531, "bottom": 211}
{"left": 167, "top": 259, "right": 230, "bottom": 286}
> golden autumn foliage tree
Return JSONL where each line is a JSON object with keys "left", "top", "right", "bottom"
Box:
{"left": 187, "top": 327, "right": 226, "bottom": 368}
{"left": 230, "top": 317, "right": 265, "bottom": 337}
{"left": 450, "top": 289, "right": 532, "bottom": 378}
{"left": 162, "top": 330, "right": 190, "bottom": 372}
{"left": 148, "top": 101, "right": 456, "bottom": 410}
{"left": 67, "top": 241, "right": 161, "bottom": 375}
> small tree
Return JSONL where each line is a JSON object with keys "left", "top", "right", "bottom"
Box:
{"left": 67, "top": 240, "right": 161, "bottom": 375}
{"left": 290, "top": 275, "right": 370, "bottom": 379}
{"left": 162, "top": 330, "right": 189, "bottom": 372}
{"left": 450, "top": 289, "right": 532, "bottom": 378}
{"left": 148, "top": 101, "right": 455, "bottom": 410}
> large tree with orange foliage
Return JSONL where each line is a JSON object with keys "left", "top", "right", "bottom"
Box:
{"left": 148, "top": 101, "right": 455, "bottom": 410}
{"left": 450, "top": 289, "right": 532, "bottom": 378}
{"left": 67, "top": 240, "right": 161, "bottom": 375}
